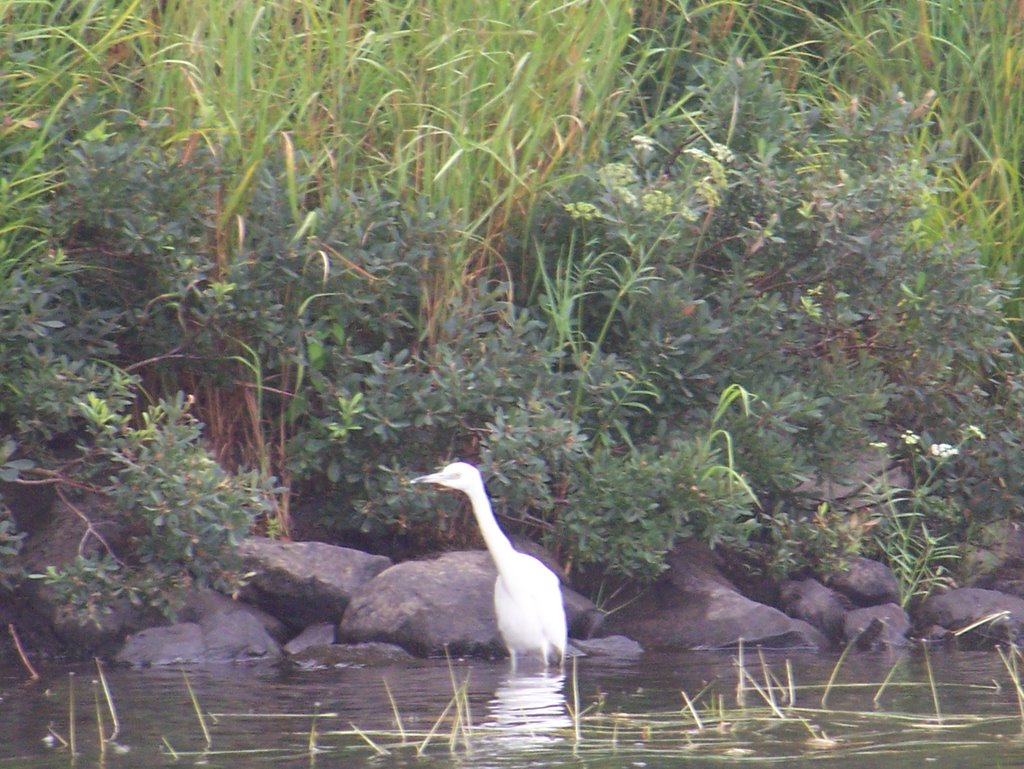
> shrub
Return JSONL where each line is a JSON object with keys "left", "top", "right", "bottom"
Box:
{"left": 534, "top": 58, "right": 1021, "bottom": 574}
{"left": 36, "top": 393, "right": 274, "bottom": 622}
{"left": 6, "top": 44, "right": 1021, "bottom": 600}
{"left": 563, "top": 389, "right": 760, "bottom": 582}
{"left": 0, "top": 254, "right": 123, "bottom": 446}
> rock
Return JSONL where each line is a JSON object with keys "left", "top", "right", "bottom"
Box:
{"left": 338, "top": 551, "right": 503, "bottom": 658}
{"left": 5, "top": 492, "right": 159, "bottom": 660}
{"left": 965, "top": 521, "right": 1024, "bottom": 597}
{"left": 284, "top": 622, "right": 336, "bottom": 655}
{"left": 572, "top": 635, "right": 644, "bottom": 657}
{"left": 827, "top": 557, "right": 901, "bottom": 607}
{"left": 916, "top": 588, "right": 1024, "bottom": 646}
{"left": 181, "top": 589, "right": 289, "bottom": 642}
{"left": 290, "top": 642, "right": 414, "bottom": 669}
{"left": 976, "top": 569, "right": 1024, "bottom": 600}
{"left": 116, "top": 594, "right": 282, "bottom": 666}
{"left": 779, "top": 578, "right": 848, "bottom": 642}
{"left": 601, "top": 540, "right": 827, "bottom": 651}
{"left": 844, "top": 603, "right": 910, "bottom": 649}
{"left": 238, "top": 537, "right": 392, "bottom": 630}
{"left": 337, "top": 549, "right": 599, "bottom": 659}
{"left": 28, "top": 580, "right": 163, "bottom": 659}
{"left": 197, "top": 607, "right": 281, "bottom": 663}
{"left": 562, "top": 586, "right": 605, "bottom": 639}
{"left": 116, "top": 624, "right": 205, "bottom": 667}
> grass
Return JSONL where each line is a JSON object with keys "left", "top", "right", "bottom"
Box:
{"left": 3, "top": 0, "right": 1023, "bottom": 583}
{"left": 31, "top": 0, "right": 1023, "bottom": 332}
{"left": 122, "top": 0, "right": 636, "bottom": 338}
{"left": 621, "top": 1, "right": 1024, "bottom": 322}
{"left": 0, "top": 0, "right": 640, "bottom": 535}
{"left": 812, "top": 1, "right": 1024, "bottom": 294}
{"left": 1, "top": 1, "right": 1018, "bottom": 322}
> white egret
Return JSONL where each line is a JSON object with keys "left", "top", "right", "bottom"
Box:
{"left": 411, "top": 461, "right": 567, "bottom": 669}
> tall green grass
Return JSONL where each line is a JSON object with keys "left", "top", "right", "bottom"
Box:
{"left": 0, "top": 0, "right": 149, "bottom": 272}
{"left": 814, "top": 1, "right": 1024, "bottom": 317}
{"left": 3, "top": 0, "right": 634, "bottom": 331}
{"left": 12, "top": 1, "right": 1019, "bottom": 316}
{"left": 634, "top": 1, "right": 1024, "bottom": 321}
{"left": 0, "top": 0, "right": 636, "bottom": 533}
{"left": 131, "top": 0, "right": 634, "bottom": 336}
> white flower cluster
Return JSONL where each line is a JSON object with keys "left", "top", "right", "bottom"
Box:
{"left": 890, "top": 424, "right": 984, "bottom": 461}
{"left": 630, "top": 134, "right": 655, "bottom": 152}
{"left": 901, "top": 430, "right": 920, "bottom": 446}
{"left": 929, "top": 443, "right": 958, "bottom": 459}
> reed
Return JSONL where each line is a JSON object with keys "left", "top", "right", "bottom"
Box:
{"left": 808, "top": 0, "right": 1024, "bottom": 314}
{"left": 68, "top": 671, "right": 77, "bottom": 756}
{"left": 997, "top": 645, "right": 1024, "bottom": 723}
{"left": 307, "top": 701, "right": 322, "bottom": 758}
{"left": 92, "top": 680, "right": 107, "bottom": 758}
{"left": 37, "top": 650, "right": 1024, "bottom": 764}
{"left": 92, "top": 658, "right": 122, "bottom": 755}
{"left": 181, "top": 668, "right": 212, "bottom": 748}
{"left": 821, "top": 640, "right": 855, "bottom": 709}
{"left": 123, "top": 0, "right": 635, "bottom": 336}
{"left": 570, "top": 654, "right": 582, "bottom": 744}
{"left": 921, "top": 642, "right": 943, "bottom": 724}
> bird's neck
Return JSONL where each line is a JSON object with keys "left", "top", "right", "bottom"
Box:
{"left": 465, "top": 483, "right": 517, "bottom": 568}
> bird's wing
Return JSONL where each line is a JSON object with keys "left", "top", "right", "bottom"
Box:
{"left": 514, "top": 553, "right": 568, "bottom": 649}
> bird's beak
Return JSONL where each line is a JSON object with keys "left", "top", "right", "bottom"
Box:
{"left": 411, "top": 471, "right": 445, "bottom": 485}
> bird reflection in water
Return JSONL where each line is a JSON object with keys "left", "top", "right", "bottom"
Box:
{"left": 485, "top": 671, "right": 572, "bottom": 738}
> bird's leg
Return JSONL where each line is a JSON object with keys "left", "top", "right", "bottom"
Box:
{"left": 509, "top": 648, "right": 518, "bottom": 671}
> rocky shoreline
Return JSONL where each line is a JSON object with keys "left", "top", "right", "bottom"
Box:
{"left": 6, "top": 531, "right": 1024, "bottom": 669}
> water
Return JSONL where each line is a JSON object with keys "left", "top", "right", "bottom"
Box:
{"left": 3, "top": 648, "right": 1024, "bottom": 768}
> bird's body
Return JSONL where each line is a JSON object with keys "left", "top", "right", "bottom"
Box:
{"left": 494, "top": 552, "right": 565, "bottom": 668}
{"left": 411, "top": 462, "right": 567, "bottom": 669}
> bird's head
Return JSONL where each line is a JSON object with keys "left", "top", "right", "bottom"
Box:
{"left": 410, "top": 461, "right": 483, "bottom": 493}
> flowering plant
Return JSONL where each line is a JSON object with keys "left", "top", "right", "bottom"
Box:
{"left": 868, "top": 425, "right": 987, "bottom": 606}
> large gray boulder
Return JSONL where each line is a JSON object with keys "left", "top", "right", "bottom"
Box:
{"left": 779, "top": 577, "right": 848, "bottom": 642}
{"left": 337, "top": 549, "right": 601, "bottom": 658}
{"left": 338, "top": 550, "right": 503, "bottom": 658}
{"left": 283, "top": 622, "right": 336, "bottom": 655}
{"left": 602, "top": 540, "right": 827, "bottom": 651}
{"left": 963, "top": 521, "right": 1024, "bottom": 597}
{"left": 238, "top": 537, "right": 392, "bottom": 630}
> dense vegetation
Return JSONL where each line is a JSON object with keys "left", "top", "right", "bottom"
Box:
{"left": 2, "top": 0, "right": 1022, "bottom": 618}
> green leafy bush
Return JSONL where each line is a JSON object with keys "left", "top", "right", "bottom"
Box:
{"left": 36, "top": 393, "right": 273, "bottom": 621}
{"left": 0, "top": 254, "right": 123, "bottom": 445}
{"left": 4, "top": 40, "right": 1021, "bottom": 604}
{"left": 534, "top": 59, "right": 1021, "bottom": 575}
